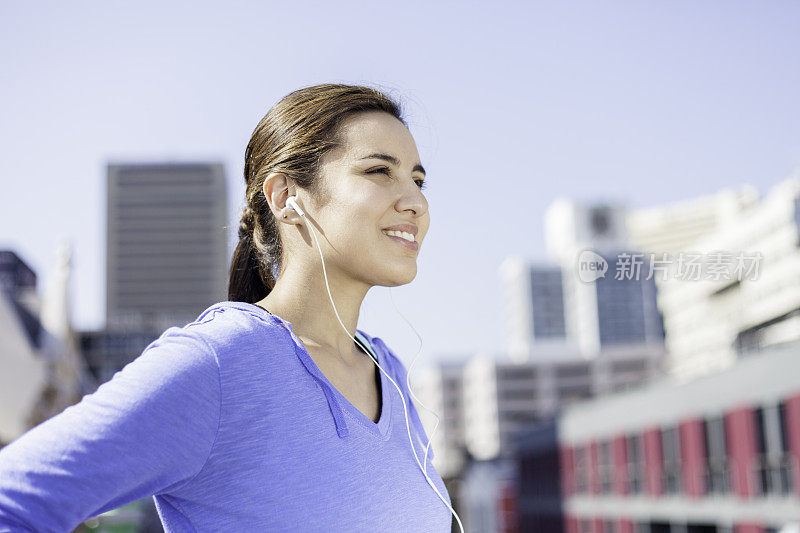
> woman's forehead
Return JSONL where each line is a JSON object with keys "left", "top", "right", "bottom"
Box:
{"left": 335, "top": 112, "right": 419, "bottom": 163}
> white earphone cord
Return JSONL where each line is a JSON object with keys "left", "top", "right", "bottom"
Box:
{"left": 292, "top": 199, "right": 465, "bottom": 533}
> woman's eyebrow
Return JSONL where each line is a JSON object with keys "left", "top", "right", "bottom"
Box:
{"left": 358, "top": 153, "right": 426, "bottom": 176}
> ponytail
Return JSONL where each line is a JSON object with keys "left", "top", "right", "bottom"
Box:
{"left": 227, "top": 226, "right": 273, "bottom": 303}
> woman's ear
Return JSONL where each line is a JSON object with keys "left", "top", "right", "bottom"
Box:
{"left": 262, "top": 173, "right": 299, "bottom": 222}
{"left": 263, "top": 173, "right": 286, "bottom": 213}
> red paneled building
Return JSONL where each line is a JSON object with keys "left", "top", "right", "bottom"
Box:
{"left": 517, "top": 343, "right": 800, "bottom": 532}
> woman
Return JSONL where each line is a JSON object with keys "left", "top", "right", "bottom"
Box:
{"left": 0, "top": 84, "right": 459, "bottom": 531}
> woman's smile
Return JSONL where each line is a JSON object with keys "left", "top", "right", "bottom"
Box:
{"left": 382, "top": 230, "right": 420, "bottom": 251}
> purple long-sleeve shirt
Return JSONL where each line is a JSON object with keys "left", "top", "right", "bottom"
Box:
{"left": 0, "top": 301, "right": 451, "bottom": 532}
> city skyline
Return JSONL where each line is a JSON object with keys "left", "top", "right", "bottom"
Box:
{"left": 1, "top": 1, "right": 799, "bottom": 363}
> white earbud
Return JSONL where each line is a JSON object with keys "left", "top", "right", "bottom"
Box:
{"left": 285, "top": 196, "right": 306, "bottom": 218}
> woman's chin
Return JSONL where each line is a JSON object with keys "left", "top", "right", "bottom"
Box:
{"left": 382, "top": 268, "right": 417, "bottom": 287}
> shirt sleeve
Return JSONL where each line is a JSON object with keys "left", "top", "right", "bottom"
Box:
{"left": 0, "top": 326, "right": 221, "bottom": 533}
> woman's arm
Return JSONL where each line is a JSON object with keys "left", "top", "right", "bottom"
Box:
{"left": 0, "top": 326, "right": 221, "bottom": 532}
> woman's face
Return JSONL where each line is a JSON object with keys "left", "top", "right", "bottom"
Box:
{"left": 306, "top": 110, "right": 430, "bottom": 287}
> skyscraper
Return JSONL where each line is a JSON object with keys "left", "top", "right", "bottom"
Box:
{"left": 629, "top": 178, "right": 800, "bottom": 379}
{"left": 500, "top": 258, "right": 569, "bottom": 361}
{"left": 515, "top": 199, "right": 667, "bottom": 356}
{"left": 106, "top": 162, "right": 228, "bottom": 330}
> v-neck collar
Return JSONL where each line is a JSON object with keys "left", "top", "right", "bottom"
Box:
{"left": 227, "top": 301, "right": 393, "bottom": 440}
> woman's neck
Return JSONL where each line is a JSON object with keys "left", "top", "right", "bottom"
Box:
{"left": 254, "top": 264, "right": 370, "bottom": 362}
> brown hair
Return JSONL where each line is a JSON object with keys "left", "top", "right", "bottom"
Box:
{"left": 228, "top": 83, "right": 405, "bottom": 303}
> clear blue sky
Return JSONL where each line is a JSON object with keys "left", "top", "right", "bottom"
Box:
{"left": 1, "top": 1, "right": 798, "bottom": 364}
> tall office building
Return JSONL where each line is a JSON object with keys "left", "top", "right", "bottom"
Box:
{"left": 106, "top": 163, "right": 228, "bottom": 330}
{"left": 500, "top": 258, "right": 571, "bottom": 361}
{"left": 629, "top": 177, "right": 800, "bottom": 379}
{"left": 410, "top": 343, "right": 660, "bottom": 471}
{"left": 460, "top": 345, "right": 660, "bottom": 462}
{"left": 502, "top": 199, "right": 665, "bottom": 358}
{"left": 431, "top": 343, "right": 661, "bottom": 532}
{"left": 549, "top": 200, "right": 665, "bottom": 354}
{"left": 574, "top": 249, "right": 665, "bottom": 351}
{"left": 544, "top": 199, "right": 630, "bottom": 268}
{"left": 626, "top": 185, "right": 759, "bottom": 257}
{"left": 528, "top": 267, "right": 567, "bottom": 342}
{"left": 411, "top": 361, "right": 467, "bottom": 480}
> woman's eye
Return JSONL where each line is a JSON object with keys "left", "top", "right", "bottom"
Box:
{"left": 366, "top": 167, "right": 390, "bottom": 175}
{"left": 366, "top": 167, "right": 426, "bottom": 190}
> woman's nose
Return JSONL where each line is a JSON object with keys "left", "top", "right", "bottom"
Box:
{"left": 397, "top": 181, "right": 427, "bottom": 218}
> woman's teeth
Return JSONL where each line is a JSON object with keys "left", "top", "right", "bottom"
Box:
{"left": 383, "top": 230, "right": 415, "bottom": 242}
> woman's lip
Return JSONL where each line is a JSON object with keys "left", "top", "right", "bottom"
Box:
{"left": 383, "top": 232, "right": 419, "bottom": 251}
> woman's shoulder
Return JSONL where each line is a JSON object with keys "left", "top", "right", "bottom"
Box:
{"left": 181, "top": 300, "right": 288, "bottom": 345}
{"left": 172, "top": 300, "right": 298, "bottom": 370}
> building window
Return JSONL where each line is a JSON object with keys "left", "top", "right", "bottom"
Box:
{"left": 704, "top": 417, "right": 729, "bottom": 494}
{"left": 778, "top": 401, "right": 794, "bottom": 494}
{"left": 591, "top": 206, "right": 613, "bottom": 236}
{"left": 794, "top": 196, "right": 800, "bottom": 246}
{"left": 755, "top": 406, "right": 769, "bottom": 495}
{"left": 662, "top": 426, "right": 681, "bottom": 494}
{"left": 627, "top": 434, "right": 643, "bottom": 494}
{"left": 555, "top": 363, "right": 590, "bottom": 379}
{"left": 599, "top": 441, "right": 613, "bottom": 493}
{"left": 575, "top": 447, "right": 587, "bottom": 493}
{"left": 754, "top": 403, "right": 794, "bottom": 496}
